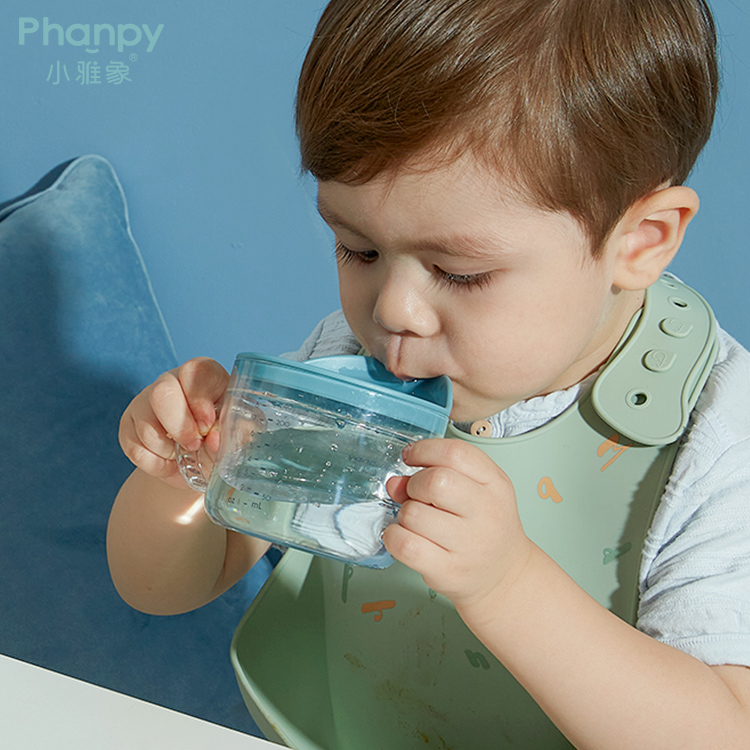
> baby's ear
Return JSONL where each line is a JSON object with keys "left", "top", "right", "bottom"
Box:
{"left": 611, "top": 186, "right": 699, "bottom": 291}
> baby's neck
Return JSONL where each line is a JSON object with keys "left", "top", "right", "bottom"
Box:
{"left": 537, "top": 288, "right": 646, "bottom": 399}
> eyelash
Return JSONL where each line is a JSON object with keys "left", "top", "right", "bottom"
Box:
{"left": 335, "top": 241, "right": 493, "bottom": 291}
{"left": 335, "top": 242, "right": 377, "bottom": 266}
{"left": 438, "top": 270, "right": 494, "bottom": 291}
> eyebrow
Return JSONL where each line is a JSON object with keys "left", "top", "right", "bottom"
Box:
{"left": 316, "top": 198, "right": 369, "bottom": 240}
{"left": 316, "top": 197, "right": 507, "bottom": 260}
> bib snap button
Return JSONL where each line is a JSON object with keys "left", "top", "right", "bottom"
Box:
{"left": 470, "top": 419, "right": 492, "bottom": 437}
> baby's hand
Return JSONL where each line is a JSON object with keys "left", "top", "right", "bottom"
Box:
{"left": 118, "top": 357, "right": 229, "bottom": 489}
{"left": 383, "top": 439, "right": 533, "bottom": 612}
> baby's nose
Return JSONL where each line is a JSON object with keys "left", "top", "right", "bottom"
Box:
{"left": 372, "top": 271, "right": 440, "bottom": 337}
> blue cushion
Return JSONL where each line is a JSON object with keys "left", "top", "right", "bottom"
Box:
{"left": 0, "top": 155, "right": 271, "bottom": 736}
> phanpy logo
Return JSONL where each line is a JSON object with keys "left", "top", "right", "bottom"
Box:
{"left": 19, "top": 17, "right": 164, "bottom": 54}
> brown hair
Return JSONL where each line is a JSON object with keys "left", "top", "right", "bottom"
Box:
{"left": 296, "top": 0, "right": 719, "bottom": 253}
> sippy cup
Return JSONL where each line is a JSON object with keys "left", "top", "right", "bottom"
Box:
{"left": 176, "top": 353, "right": 452, "bottom": 568}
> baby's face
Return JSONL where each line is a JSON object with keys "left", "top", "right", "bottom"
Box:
{"left": 317, "top": 153, "right": 642, "bottom": 422}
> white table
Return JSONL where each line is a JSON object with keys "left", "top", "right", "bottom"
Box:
{"left": 0, "top": 654, "right": 281, "bottom": 748}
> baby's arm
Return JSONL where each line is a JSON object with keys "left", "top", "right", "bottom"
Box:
{"left": 384, "top": 439, "right": 750, "bottom": 750}
{"left": 107, "top": 358, "right": 270, "bottom": 615}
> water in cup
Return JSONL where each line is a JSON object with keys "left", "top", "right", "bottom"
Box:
{"left": 176, "top": 352, "right": 452, "bottom": 568}
{"left": 204, "top": 394, "right": 418, "bottom": 568}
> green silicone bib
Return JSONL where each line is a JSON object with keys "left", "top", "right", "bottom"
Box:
{"left": 231, "top": 275, "right": 717, "bottom": 749}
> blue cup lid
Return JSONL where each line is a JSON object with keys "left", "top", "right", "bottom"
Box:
{"left": 232, "top": 353, "right": 452, "bottom": 434}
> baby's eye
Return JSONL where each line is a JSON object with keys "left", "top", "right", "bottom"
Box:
{"left": 334, "top": 242, "right": 379, "bottom": 265}
{"left": 437, "top": 268, "right": 493, "bottom": 291}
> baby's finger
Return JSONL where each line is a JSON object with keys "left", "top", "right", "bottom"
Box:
{"left": 177, "top": 357, "right": 229, "bottom": 435}
{"left": 386, "top": 475, "right": 466, "bottom": 551}
{"left": 131, "top": 410, "right": 177, "bottom": 461}
{"left": 386, "top": 474, "right": 410, "bottom": 504}
{"left": 401, "top": 465, "right": 479, "bottom": 516}
{"left": 119, "top": 409, "right": 179, "bottom": 478}
{"left": 118, "top": 395, "right": 172, "bottom": 460}
{"left": 395, "top": 497, "right": 461, "bottom": 551}
{"left": 403, "top": 438, "right": 506, "bottom": 485}
{"left": 383, "top": 518, "right": 448, "bottom": 574}
{"left": 129, "top": 444, "right": 181, "bottom": 481}
{"left": 148, "top": 369, "right": 202, "bottom": 451}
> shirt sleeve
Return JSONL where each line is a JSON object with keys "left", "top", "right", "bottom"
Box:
{"left": 280, "top": 309, "right": 361, "bottom": 362}
{"left": 638, "top": 331, "right": 750, "bottom": 666}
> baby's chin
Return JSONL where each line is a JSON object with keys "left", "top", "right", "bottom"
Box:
{"left": 448, "top": 402, "right": 501, "bottom": 426}
{"left": 446, "top": 386, "right": 530, "bottom": 424}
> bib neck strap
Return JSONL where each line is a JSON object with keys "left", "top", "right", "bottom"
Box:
{"left": 591, "top": 274, "right": 717, "bottom": 445}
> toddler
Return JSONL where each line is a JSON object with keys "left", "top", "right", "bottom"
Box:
{"left": 108, "top": 1, "right": 750, "bottom": 747}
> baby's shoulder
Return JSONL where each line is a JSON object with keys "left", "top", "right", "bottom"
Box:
{"left": 689, "top": 328, "right": 750, "bottom": 449}
{"left": 659, "top": 328, "right": 750, "bottom": 522}
{"left": 282, "top": 310, "right": 361, "bottom": 362}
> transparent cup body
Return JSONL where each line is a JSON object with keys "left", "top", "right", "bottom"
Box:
{"left": 183, "top": 377, "right": 442, "bottom": 568}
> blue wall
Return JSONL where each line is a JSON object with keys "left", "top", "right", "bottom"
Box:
{"left": 672, "top": 1, "right": 750, "bottom": 348}
{"left": 1, "top": 0, "right": 748, "bottom": 371}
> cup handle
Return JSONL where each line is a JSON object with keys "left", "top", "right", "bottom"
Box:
{"left": 175, "top": 442, "right": 210, "bottom": 492}
{"left": 174, "top": 403, "right": 222, "bottom": 493}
